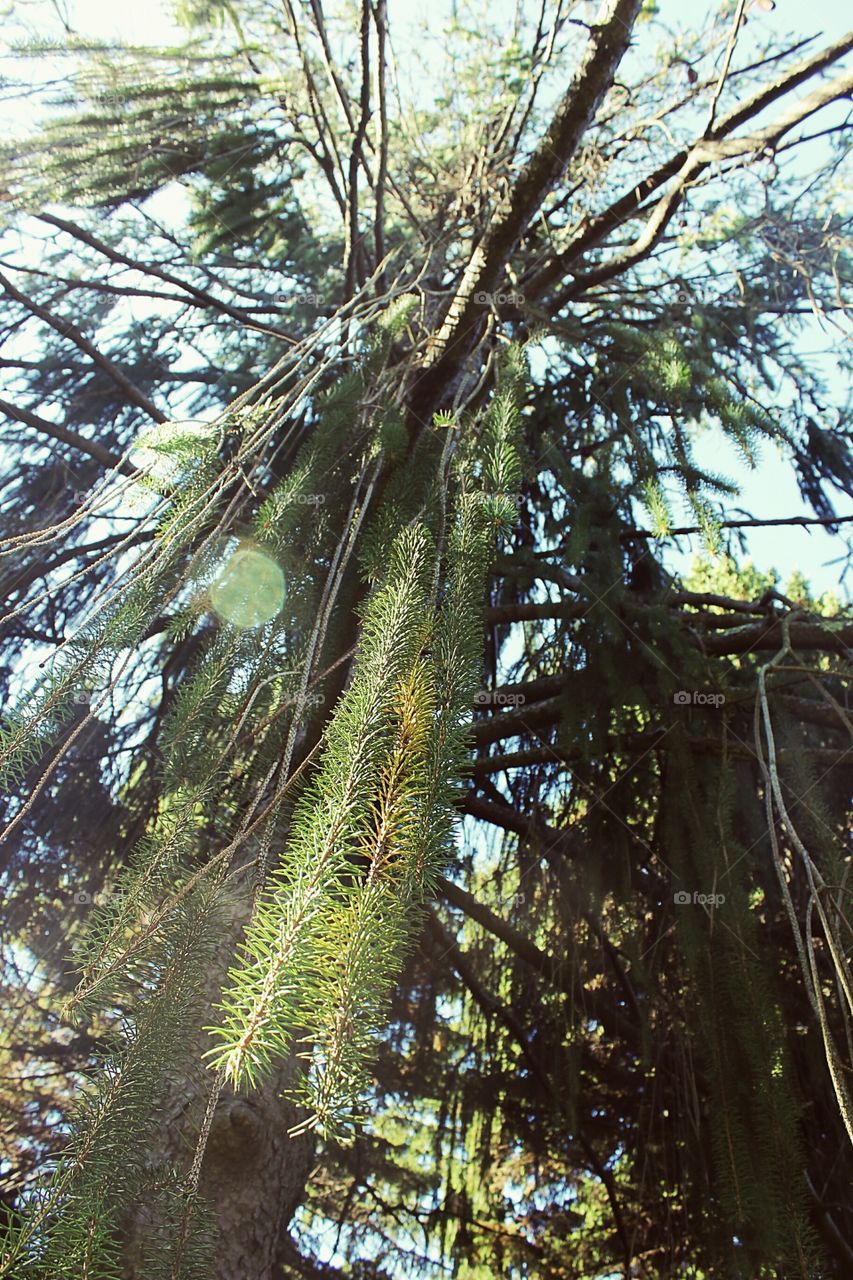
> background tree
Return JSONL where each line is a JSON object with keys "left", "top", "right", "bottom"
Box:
{"left": 0, "top": 0, "right": 852, "bottom": 1276}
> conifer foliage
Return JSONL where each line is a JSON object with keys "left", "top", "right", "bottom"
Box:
{"left": 0, "top": 1, "right": 852, "bottom": 1276}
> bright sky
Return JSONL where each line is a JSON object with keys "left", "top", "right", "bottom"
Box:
{"left": 2, "top": 0, "right": 851, "bottom": 594}
{"left": 10, "top": 0, "right": 182, "bottom": 45}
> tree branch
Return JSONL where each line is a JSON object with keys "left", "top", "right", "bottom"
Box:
{"left": 561, "top": 60, "right": 853, "bottom": 301}
{"left": 484, "top": 600, "right": 585, "bottom": 625}
{"left": 482, "top": 599, "right": 853, "bottom": 657}
{"left": 425, "top": 907, "right": 634, "bottom": 1270}
{"left": 0, "top": 270, "right": 166, "bottom": 424}
{"left": 411, "top": 0, "right": 643, "bottom": 415}
{"left": 38, "top": 214, "right": 297, "bottom": 341}
{"left": 471, "top": 696, "right": 564, "bottom": 748}
{"left": 424, "top": 908, "right": 555, "bottom": 1094}
{"left": 628, "top": 513, "right": 853, "bottom": 538}
{"left": 700, "top": 618, "right": 853, "bottom": 656}
{"left": 437, "top": 874, "right": 564, "bottom": 985}
{"left": 1, "top": 531, "right": 156, "bottom": 598}
{"left": 372, "top": 0, "right": 389, "bottom": 277}
{"left": 0, "top": 396, "right": 135, "bottom": 475}
{"left": 527, "top": 28, "right": 853, "bottom": 300}
{"left": 343, "top": 0, "right": 372, "bottom": 298}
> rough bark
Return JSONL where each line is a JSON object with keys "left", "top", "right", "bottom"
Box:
{"left": 192, "top": 1060, "right": 316, "bottom": 1280}
{"left": 120, "top": 873, "right": 316, "bottom": 1280}
{"left": 411, "top": 0, "right": 643, "bottom": 416}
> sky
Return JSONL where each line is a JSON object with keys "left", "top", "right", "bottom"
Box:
{"left": 2, "top": 0, "right": 851, "bottom": 594}
{"left": 8, "top": 0, "right": 182, "bottom": 45}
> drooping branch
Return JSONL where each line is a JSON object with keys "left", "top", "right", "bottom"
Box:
{"left": 424, "top": 908, "right": 555, "bottom": 1095}
{"left": 437, "top": 874, "right": 641, "bottom": 1043}
{"left": 423, "top": 911, "right": 635, "bottom": 1271}
{"left": 438, "top": 874, "right": 565, "bottom": 986}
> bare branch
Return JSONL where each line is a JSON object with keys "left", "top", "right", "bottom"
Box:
{"left": 343, "top": 0, "right": 372, "bottom": 299}
{"left": 0, "top": 396, "right": 135, "bottom": 475}
{"left": 629, "top": 514, "right": 853, "bottom": 537}
{"left": 705, "top": 0, "right": 746, "bottom": 134}
{"left": 38, "top": 214, "right": 297, "bottom": 340}
{"left": 0, "top": 269, "right": 166, "bottom": 424}
{"left": 564, "top": 63, "right": 853, "bottom": 299}
{"left": 372, "top": 0, "right": 389, "bottom": 277}
{"left": 528, "top": 28, "right": 853, "bottom": 300}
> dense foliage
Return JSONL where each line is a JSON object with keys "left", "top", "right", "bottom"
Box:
{"left": 0, "top": 1, "right": 851, "bottom": 1276}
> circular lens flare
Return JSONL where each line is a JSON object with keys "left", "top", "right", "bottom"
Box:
{"left": 209, "top": 544, "right": 285, "bottom": 629}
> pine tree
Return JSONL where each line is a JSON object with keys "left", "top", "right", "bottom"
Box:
{"left": 1, "top": 2, "right": 852, "bottom": 1276}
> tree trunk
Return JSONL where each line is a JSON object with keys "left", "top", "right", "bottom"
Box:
{"left": 120, "top": 871, "right": 316, "bottom": 1279}
{"left": 193, "top": 1058, "right": 316, "bottom": 1280}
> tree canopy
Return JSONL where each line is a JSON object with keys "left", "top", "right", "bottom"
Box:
{"left": 0, "top": 1, "right": 852, "bottom": 1276}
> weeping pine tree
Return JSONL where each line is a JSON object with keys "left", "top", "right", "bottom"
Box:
{"left": 0, "top": 0, "right": 852, "bottom": 1276}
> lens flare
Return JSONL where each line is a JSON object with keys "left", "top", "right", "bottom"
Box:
{"left": 209, "top": 544, "right": 285, "bottom": 629}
